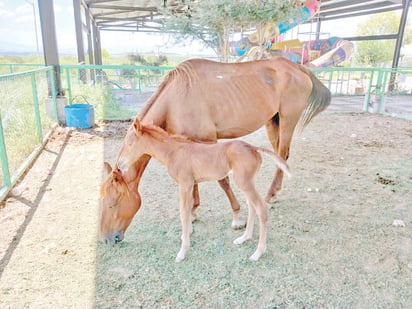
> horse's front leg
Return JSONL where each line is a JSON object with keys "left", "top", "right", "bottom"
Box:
{"left": 218, "top": 177, "right": 246, "bottom": 229}
{"left": 176, "top": 183, "right": 194, "bottom": 263}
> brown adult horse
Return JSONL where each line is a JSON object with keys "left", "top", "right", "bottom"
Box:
{"left": 105, "top": 118, "right": 290, "bottom": 261}
{"left": 100, "top": 57, "right": 331, "bottom": 245}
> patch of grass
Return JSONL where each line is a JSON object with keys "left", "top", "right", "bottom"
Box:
{"left": 69, "top": 83, "right": 137, "bottom": 120}
{"left": 0, "top": 72, "right": 53, "bottom": 181}
{"left": 95, "top": 115, "right": 412, "bottom": 308}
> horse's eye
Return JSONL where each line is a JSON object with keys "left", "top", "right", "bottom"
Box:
{"left": 117, "top": 168, "right": 121, "bottom": 174}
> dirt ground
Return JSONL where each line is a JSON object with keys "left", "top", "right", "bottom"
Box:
{"left": 0, "top": 111, "right": 411, "bottom": 308}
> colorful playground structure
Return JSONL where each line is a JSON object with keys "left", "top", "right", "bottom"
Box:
{"left": 229, "top": 0, "right": 354, "bottom": 67}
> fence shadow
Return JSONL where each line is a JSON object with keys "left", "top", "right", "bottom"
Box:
{"left": 0, "top": 132, "right": 70, "bottom": 279}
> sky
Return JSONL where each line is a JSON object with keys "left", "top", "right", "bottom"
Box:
{"left": 0, "top": 0, "right": 215, "bottom": 57}
{"left": 0, "top": 0, "right": 410, "bottom": 59}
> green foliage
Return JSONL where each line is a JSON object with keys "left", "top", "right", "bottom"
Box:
{"left": 0, "top": 72, "right": 53, "bottom": 176}
{"left": 160, "top": 0, "right": 298, "bottom": 60}
{"left": 60, "top": 55, "right": 78, "bottom": 64}
{"left": 355, "top": 12, "right": 412, "bottom": 66}
{"left": 101, "top": 48, "right": 112, "bottom": 63}
{"left": 70, "top": 83, "right": 131, "bottom": 120}
{"left": 126, "top": 53, "right": 168, "bottom": 66}
{"left": 118, "top": 53, "right": 169, "bottom": 88}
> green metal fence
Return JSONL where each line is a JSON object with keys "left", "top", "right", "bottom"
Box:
{"left": 60, "top": 64, "right": 175, "bottom": 120}
{"left": 0, "top": 63, "right": 411, "bottom": 201}
{"left": 0, "top": 66, "right": 58, "bottom": 200}
{"left": 312, "top": 66, "right": 412, "bottom": 118}
{"left": 0, "top": 63, "right": 45, "bottom": 75}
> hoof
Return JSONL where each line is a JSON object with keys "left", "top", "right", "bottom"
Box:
{"left": 175, "top": 251, "right": 186, "bottom": 263}
{"left": 264, "top": 195, "right": 276, "bottom": 204}
{"left": 233, "top": 235, "right": 250, "bottom": 245}
{"left": 191, "top": 212, "right": 199, "bottom": 222}
{"left": 249, "top": 250, "right": 265, "bottom": 261}
{"left": 231, "top": 219, "right": 246, "bottom": 230}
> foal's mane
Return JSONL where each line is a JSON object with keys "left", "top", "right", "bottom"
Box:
{"left": 138, "top": 61, "right": 199, "bottom": 119}
{"left": 142, "top": 124, "right": 193, "bottom": 144}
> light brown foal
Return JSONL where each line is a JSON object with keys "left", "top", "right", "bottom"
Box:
{"left": 116, "top": 118, "right": 291, "bottom": 262}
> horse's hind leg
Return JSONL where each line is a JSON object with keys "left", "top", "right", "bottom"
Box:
{"left": 191, "top": 184, "right": 200, "bottom": 222}
{"left": 218, "top": 177, "right": 246, "bottom": 229}
{"left": 264, "top": 114, "right": 298, "bottom": 203}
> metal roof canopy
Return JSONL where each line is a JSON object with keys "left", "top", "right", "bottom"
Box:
{"left": 38, "top": 0, "right": 411, "bottom": 94}
{"left": 78, "top": 0, "right": 412, "bottom": 65}
{"left": 83, "top": 0, "right": 409, "bottom": 33}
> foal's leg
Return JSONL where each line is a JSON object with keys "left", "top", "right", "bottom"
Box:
{"left": 264, "top": 114, "right": 299, "bottom": 203}
{"left": 176, "top": 183, "right": 194, "bottom": 263}
{"left": 192, "top": 178, "right": 245, "bottom": 229}
{"left": 233, "top": 187, "right": 268, "bottom": 261}
{"left": 218, "top": 177, "right": 246, "bottom": 229}
{"left": 232, "top": 157, "right": 268, "bottom": 261}
{"left": 249, "top": 192, "right": 268, "bottom": 261}
{"left": 233, "top": 199, "right": 256, "bottom": 245}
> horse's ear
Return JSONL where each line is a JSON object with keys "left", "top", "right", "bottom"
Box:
{"left": 103, "top": 162, "right": 112, "bottom": 178}
{"left": 111, "top": 169, "right": 129, "bottom": 197}
{"left": 133, "top": 117, "right": 142, "bottom": 135}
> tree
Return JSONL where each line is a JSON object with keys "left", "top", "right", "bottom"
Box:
{"left": 355, "top": 11, "right": 412, "bottom": 66}
{"left": 160, "top": 0, "right": 299, "bottom": 61}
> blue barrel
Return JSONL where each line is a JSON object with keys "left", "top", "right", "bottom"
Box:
{"left": 64, "top": 104, "right": 95, "bottom": 128}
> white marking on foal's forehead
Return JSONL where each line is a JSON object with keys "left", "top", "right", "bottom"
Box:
{"left": 216, "top": 75, "right": 224, "bottom": 79}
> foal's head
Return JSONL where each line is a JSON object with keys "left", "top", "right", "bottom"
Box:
{"left": 116, "top": 117, "right": 149, "bottom": 174}
{"left": 99, "top": 162, "right": 141, "bottom": 245}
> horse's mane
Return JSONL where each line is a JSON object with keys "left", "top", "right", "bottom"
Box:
{"left": 138, "top": 60, "right": 199, "bottom": 119}
{"left": 142, "top": 124, "right": 193, "bottom": 144}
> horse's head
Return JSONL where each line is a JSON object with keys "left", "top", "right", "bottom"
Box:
{"left": 99, "top": 162, "right": 141, "bottom": 245}
{"left": 116, "top": 117, "right": 146, "bottom": 175}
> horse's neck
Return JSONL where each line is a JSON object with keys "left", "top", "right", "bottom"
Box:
{"left": 140, "top": 99, "right": 167, "bottom": 126}
{"left": 143, "top": 134, "right": 181, "bottom": 166}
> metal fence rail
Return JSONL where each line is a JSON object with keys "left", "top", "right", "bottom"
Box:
{"left": 60, "top": 64, "right": 175, "bottom": 120}
{"left": 0, "top": 63, "right": 45, "bottom": 75}
{"left": 0, "top": 66, "right": 57, "bottom": 200}
{"left": 0, "top": 63, "right": 411, "bottom": 201}
{"left": 312, "top": 66, "right": 412, "bottom": 118}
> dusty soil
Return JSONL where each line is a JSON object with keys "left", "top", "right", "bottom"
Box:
{"left": 0, "top": 112, "right": 411, "bottom": 308}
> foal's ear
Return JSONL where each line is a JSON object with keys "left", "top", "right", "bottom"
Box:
{"left": 103, "top": 162, "right": 112, "bottom": 178}
{"left": 133, "top": 117, "right": 142, "bottom": 135}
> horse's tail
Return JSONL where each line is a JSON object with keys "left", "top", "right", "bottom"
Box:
{"left": 256, "top": 147, "right": 291, "bottom": 178}
{"left": 296, "top": 66, "right": 331, "bottom": 132}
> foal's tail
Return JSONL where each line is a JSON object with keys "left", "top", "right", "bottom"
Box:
{"left": 257, "top": 147, "right": 291, "bottom": 178}
{"left": 296, "top": 66, "right": 332, "bottom": 132}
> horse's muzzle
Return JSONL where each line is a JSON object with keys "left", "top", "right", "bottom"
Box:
{"left": 101, "top": 231, "right": 124, "bottom": 245}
